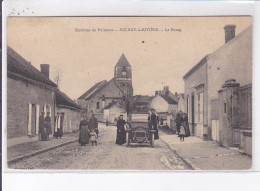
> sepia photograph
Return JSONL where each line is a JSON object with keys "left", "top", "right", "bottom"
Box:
{"left": 5, "top": 16, "right": 252, "bottom": 170}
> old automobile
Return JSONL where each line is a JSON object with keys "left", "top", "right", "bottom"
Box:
{"left": 125, "top": 98, "right": 156, "bottom": 147}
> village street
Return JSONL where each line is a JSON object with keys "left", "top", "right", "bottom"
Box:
{"left": 9, "top": 123, "right": 190, "bottom": 170}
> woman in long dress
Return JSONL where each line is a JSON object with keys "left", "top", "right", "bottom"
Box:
{"left": 116, "top": 115, "right": 126, "bottom": 145}
{"left": 79, "top": 116, "right": 89, "bottom": 146}
{"left": 183, "top": 113, "right": 190, "bottom": 137}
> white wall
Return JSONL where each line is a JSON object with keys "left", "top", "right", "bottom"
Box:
{"left": 150, "top": 95, "right": 168, "bottom": 113}
{"left": 207, "top": 26, "right": 252, "bottom": 128}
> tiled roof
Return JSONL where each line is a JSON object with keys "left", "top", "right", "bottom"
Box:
{"left": 78, "top": 78, "right": 126, "bottom": 100}
{"left": 78, "top": 80, "right": 107, "bottom": 99}
{"left": 160, "top": 95, "right": 178, "bottom": 104}
{"left": 133, "top": 95, "right": 154, "bottom": 102}
{"left": 56, "top": 89, "right": 81, "bottom": 110}
{"left": 115, "top": 54, "right": 131, "bottom": 67}
{"left": 7, "top": 46, "right": 57, "bottom": 87}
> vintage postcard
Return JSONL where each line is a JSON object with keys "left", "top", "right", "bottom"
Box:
{"left": 5, "top": 16, "right": 252, "bottom": 170}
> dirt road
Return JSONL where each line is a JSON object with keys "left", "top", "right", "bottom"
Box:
{"left": 10, "top": 124, "right": 190, "bottom": 170}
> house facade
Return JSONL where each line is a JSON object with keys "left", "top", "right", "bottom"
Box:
{"left": 103, "top": 101, "right": 127, "bottom": 123}
{"left": 7, "top": 46, "right": 57, "bottom": 145}
{"left": 183, "top": 25, "right": 252, "bottom": 146}
{"left": 55, "top": 90, "right": 82, "bottom": 133}
{"left": 78, "top": 54, "right": 133, "bottom": 121}
{"left": 150, "top": 94, "right": 178, "bottom": 126}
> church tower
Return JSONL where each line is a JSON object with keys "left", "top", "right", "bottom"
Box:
{"left": 114, "top": 54, "right": 133, "bottom": 97}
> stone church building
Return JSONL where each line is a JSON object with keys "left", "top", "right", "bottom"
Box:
{"left": 78, "top": 54, "right": 133, "bottom": 121}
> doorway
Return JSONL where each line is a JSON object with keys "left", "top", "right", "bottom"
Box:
{"left": 31, "top": 104, "right": 36, "bottom": 135}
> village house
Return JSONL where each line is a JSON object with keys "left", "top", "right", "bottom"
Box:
{"left": 55, "top": 89, "right": 82, "bottom": 133}
{"left": 177, "top": 93, "right": 185, "bottom": 112}
{"left": 103, "top": 100, "right": 127, "bottom": 124}
{"left": 78, "top": 54, "right": 133, "bottom": 122}
{"left": 7, "top": 46, "right": 57, "bottom": 145}
{"left": 150, "top": 89, "right": 178, "bottom": 126}
{"left": 183, "top": 25, "right": 252, "bottom": 154}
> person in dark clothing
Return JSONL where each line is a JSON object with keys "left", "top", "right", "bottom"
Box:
{"left": 183, "top": 113, "right": 190, "bottom": 137}
{"left": 89, "top": 114, "right": 99, "bottom": 137}
{"left": 116, "top": 115, "right": 126, "bottom": 145}
{"left": 39, "top": 112, "right": 47, "bottom": 141}
{"left": 79, "top": 116, "right": 89, "bottom": 146}
{"left": 148, "top": 109, "right": 159, "bottom": 140}
{"left": 175, "top": 111, "right": 183, "bottom": 135}
{"left": 44, "top": 112, "right": 52, "bottom": 140}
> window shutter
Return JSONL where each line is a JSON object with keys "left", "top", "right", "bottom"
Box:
{"left": 36, "top": 105, "right": 40, "bottom": 134}
{"left": 28, "top": 103, "right": 32, "bottom": 136}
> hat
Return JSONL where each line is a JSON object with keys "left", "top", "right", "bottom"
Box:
{"left": 151, "top": 109, "right": 155, "bottom": 111}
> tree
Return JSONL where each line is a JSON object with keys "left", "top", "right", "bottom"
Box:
{"left": 52, "top": 67, "right": 63, "bottom": 88}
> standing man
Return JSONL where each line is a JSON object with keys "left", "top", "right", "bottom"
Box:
{"left": 39, "top": 111, "right": 47, "bottom": 141}
{"left": 148, "top": 109, "right": 159, "bottom": 140}
{"left": 89, "top": 113, "right": 99, "bottom": 137}
{"left": 44, "top": 112, "right": 52, "bottom": 140}
{"left": 116, "top": 115, "right": 126, "bottom": 145}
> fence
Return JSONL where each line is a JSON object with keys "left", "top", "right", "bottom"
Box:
{"left": 236, "top": 84, "right": 252, "bottom": 129}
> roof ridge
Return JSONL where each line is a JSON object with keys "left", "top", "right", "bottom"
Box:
{"left": 7, "top": 46, "right": 57, "bottom": 87}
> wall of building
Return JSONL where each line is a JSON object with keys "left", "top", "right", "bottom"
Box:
{"left": 207, "top": 26, "right": 252, "bottom": 130}
{"left": 56, "top": 106, "right": 82, "bottom": 133}
{"left": 7, "top": 77, "right": 55, "bottom": 139}
{"left": 81, "top": 80, "right": 124, "bottom": 118}
{"left": 104, "top": 104, "right": 127, "bottom": 123}
{"left": 184, "top": 62, "right": 208, "bottom": 138}
{"left": 150, "top": 95, "right": 168, "bottom": 113}
{"left": 168, "top": 104, "right": 178, "bottom": 113}
{"left": 78, "top": 98, "right": 87, "bottom": 110}
{"left": 177, "top": 96, "right": 185, "bottom": 112}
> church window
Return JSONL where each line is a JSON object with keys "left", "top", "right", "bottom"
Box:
{"left": 96, "top": 102, "right": 100, "bottom": 109}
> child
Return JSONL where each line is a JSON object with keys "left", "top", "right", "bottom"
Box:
{"left": 178, "top": 125, "right": 186, "bottom": 142}
{"left": 89, "top": 129, "right": 97, "bottom": 146}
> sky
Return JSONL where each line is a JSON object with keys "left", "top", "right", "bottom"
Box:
{"left": 7, "top": 17, "right": 252, "bottom": 100}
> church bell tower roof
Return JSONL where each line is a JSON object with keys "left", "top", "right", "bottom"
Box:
{"left": 115, "top": 53, "right": 131, "bottom": 68}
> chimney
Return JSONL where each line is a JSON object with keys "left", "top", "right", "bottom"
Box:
{"left": 224, "top": 25, "right": 236, "bottom": 43}
{"left": 40, "top": 64, "right": 50, "bottom": 78}
{"left": 155, "top": 91, "right": 159, "bottom": 96}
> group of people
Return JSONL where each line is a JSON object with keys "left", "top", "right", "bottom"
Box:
{"left": 175, "top": 111, "right": 190, "bottom": 141}
{"left": 39, "top": 111, "right": 64, "bottom": 141}
{"left": 39, "top": 111, "right": 52, "bottom": 141}
{"left": 79, "top": 114, "right": 99, "bottom": 146}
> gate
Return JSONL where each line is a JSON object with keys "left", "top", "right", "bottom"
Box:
{"left": 211, "top": 99, "right": 219, "bottom": 141}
